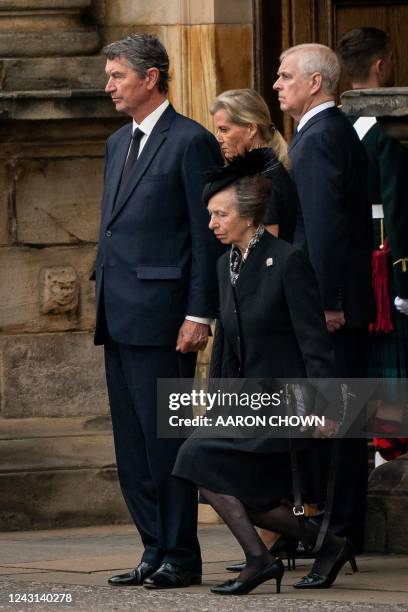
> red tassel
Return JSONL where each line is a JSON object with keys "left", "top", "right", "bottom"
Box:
{"left": 374, "top": 435, "right": 408, "bottom": 461}
{"left": 369, "top": 238, "right": 394, "bottom": 334}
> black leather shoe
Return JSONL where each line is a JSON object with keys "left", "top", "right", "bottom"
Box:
{"left": 212, "top": 558, "right": 284, "bottom": 595}
{"left": 108, "top": 561, "right": 156, "bottom": 586}
{"left": 143, "top": 562, "right": 202, "bottom": 589}
{"left": 293, "top": 539, "right": 355, "bottom": 589}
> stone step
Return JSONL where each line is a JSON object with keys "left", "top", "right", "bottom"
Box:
{"left": 0, "top": 435, "right": 115, "bottom": 473}
{"left": 0, "top": 416, "right": 112, "bottom": 440}
{"left": 0, "top": 88, "right": 115, "bottom": 121}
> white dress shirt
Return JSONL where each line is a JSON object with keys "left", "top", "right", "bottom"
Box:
{"left": 297, "top": 100, "right": 336, "bottom": 133}
{"left": 131, "top": 99, "right": 211, "bottom": 327}
{"left": 132, "top": 98, "right": 169, "bottom": 155}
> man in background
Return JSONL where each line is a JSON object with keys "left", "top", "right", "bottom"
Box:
{"left": 274, "top": 43, "right": 372, "bottom": 554}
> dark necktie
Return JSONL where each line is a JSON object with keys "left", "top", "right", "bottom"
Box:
{"left": 118, "top": 127, "right": 144, "bottom": 192}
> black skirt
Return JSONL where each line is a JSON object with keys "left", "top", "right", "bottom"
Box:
{"left": 173, "top": 436, "right": 329, "bottom": 512}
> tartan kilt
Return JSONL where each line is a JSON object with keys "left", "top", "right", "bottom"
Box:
{"left": 368, "top": 311, "right": 408, "bottom": 378}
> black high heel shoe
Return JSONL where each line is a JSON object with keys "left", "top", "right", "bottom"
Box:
{"left": 226, "top": 539, "right": 357, "bottom": 574}
{"left": 294, "top": 541, "right": 358, "bottom": 573}
{"left": 293, "top": 539, "right": 355, "bottom": 589}
{"left": 226, "top": 537, "right": 298, "bottom": 572}
{"left": 212, "top": 558, "right": 284, "bottom": 595}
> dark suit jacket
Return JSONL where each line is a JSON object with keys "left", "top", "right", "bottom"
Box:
{"left": 290, "top": 106, "right": 373, "bottom": 328}
{"left": 94, "top": 104, "right": 223, "bottom": 346}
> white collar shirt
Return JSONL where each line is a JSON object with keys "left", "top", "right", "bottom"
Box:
{"left": 297, "top": 100, "right": 335, "bottom": 133}
{"left": 131, "top": 98, "right": 170, "bottom": 156}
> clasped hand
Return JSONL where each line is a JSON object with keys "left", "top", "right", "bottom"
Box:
{"left": 176, "top": 320, "right": 209, "bottom": 353}
{"left": 300, "top": 416, "right": 340, "bottom": 438}
{"left": 324, "top": 310, "right": 345, "bottom": 333}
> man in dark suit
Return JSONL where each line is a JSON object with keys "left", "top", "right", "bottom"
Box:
{"left": 274, "top": 44, "right": 373, "bottom": 550}
{"left": 94, "top": 33, "right": 223, "bottom": 588}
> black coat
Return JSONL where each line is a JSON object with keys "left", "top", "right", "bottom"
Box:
{"left": 290, "top": 107, "right": 373, "bottom": 328}
{"left": 207, "top": 231, "right": 336, "bottom": 455}
{"left": 212, "top": 232, "right": 334, "bottom": 381}
{"left": 173, "top": 234, "right": 337, "bottom": 504}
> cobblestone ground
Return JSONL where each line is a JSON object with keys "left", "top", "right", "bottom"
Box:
{"left": 1, "top": 581, "right": 408, "bottom": 612}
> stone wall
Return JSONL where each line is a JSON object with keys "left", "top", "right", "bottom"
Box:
{"left": 0, "top": 88, "right": 130, "bottom": 527}
{"left": 0, "top": 1, "right": 126, "bottom": 528}
{"left": 0, "top": 101, "right": 121, "bottom": 422}
{"left": 0, "top": 0, "right": 255, "bottom": 529}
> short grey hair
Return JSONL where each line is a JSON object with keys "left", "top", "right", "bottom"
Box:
{"left": 230, "top": 175, "right": 273, "bottom": 226}
{"left": 104, "top": 33, "right": 170, "bottom": 94}
{"left": 281, "top": 43, "right": 340, "bottom": 95}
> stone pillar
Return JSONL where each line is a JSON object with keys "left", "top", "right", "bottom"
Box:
{"left": 342, "top": 87, "right": 408, "bottom": 554}
{"left": 0, "top": 0, "right": 100, "bottom": 56}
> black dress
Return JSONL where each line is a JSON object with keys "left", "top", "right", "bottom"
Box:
{"left": 173, "top": 232, "right": 335, "bottom": 510}
{"left": 262, "top": 149, "right": 298, "bottom": 243}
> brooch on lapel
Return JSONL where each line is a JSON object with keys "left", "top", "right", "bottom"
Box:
{"left": 266, "top": 257, "right": 273, "bottom": 267}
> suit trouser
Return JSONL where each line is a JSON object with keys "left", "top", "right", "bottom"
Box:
{"left": 104, "top": 335, "right": 201, "bottom": 571}
{"left": 330, "top": 328, "right": 368, "bottom": 551}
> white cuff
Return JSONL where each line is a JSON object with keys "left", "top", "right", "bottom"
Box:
{"left": 185, "top": 315, "right": 212, "bottom": 325}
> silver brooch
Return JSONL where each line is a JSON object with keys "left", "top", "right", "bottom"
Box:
{"left": 266, "top": 257, "right": 273, "bottom": 267}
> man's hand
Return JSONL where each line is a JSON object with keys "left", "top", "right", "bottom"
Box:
{"left": 324, "top": 310, "right": 345, "bottom": 333}
{"left": 176, "top": 320, "right": 209, "bottom": 353}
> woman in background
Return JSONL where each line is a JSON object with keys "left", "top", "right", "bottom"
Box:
{"left": 210, "top": 88, "right": 297, "bottom": 242}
